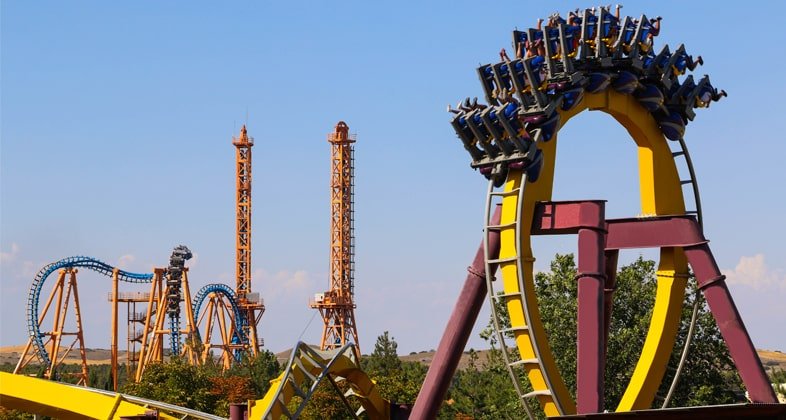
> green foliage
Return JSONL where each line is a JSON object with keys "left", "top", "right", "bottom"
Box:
{"left": 363, "top": 331, "right": 402, "bottom": 375}
{"left": 442, "top": 348, "right": 522, "bottom": 419}
{"left": 770, "top": 369, "right": 786, "bottom": 399}
{"left": 362, "top": 332, "right": 428, "bottom": 405}
{"left": 120, "top": 351, "right": 281, "bottom": 416}
{"left": 225, "top": 349, "right": 281, "bottom": 397}
{"left": 0, "top": 408, "right": 33, "bottom": 420}
{"left": 121, "top": 357, "right": 220, "bottom": 413}
{"left": 289, "top": 381, "right": 357, "bottom": 420}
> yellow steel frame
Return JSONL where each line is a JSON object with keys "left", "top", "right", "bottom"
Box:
{"left": 498, "top": 90, "right": 688, "bottom": 416}
{"left": 249, "top": 343, "right": 388, "bottom": 419}
{"left": 0, "top": 372, "right": 177, "bottom": 420}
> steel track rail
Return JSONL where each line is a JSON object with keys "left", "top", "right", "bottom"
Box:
{"left": 26, "top": 256, "right": 154, "bottom": 368}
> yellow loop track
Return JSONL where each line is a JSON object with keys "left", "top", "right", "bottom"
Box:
{"left": 495, "top": 90, "right": 689, "bottom": 416}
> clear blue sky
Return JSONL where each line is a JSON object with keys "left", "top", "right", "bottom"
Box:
{"left": 2, "top": 1, "right": 785, "bottom": 356}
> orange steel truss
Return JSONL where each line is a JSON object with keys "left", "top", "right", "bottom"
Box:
{"left": 311, "top": 121, "right": 360, "bottom": 354}
{"left": 14, "top": 268, "right": 89, "bottom": 386}
{"left": 233, "top": 125, "right": 264, "bottom": 355}
{"left": 133, "top": 268, "right": 199, "bottom": 382}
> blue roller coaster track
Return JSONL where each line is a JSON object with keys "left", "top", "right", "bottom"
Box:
{"left": 26, "top": 256, "right": 154, "bottom": 369}
{"left": 191, "top": 284, "right": 249, "bottom": 351}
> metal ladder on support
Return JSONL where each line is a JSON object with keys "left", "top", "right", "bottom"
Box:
{"left": 661, "top": 137, "right": 705, "bottom": 407}
{"left": 482, "top": 171, "right": 567, "bottom": 419}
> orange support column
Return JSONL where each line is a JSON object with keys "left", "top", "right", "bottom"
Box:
{"left": 311, "top": 122, "right": 360, "bottom": 355}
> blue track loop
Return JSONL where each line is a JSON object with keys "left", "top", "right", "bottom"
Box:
{"left": 192, "top": 284, "right": 249, "bottom": 351}
{"left": 26, "top": 256, "right": 154, "bottom": 368}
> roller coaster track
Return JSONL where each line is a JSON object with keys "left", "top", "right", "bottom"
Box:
{"left": 449, "top": 8, "right": 776, "bottom": 417}
{"left": 192, "top": 283, "right": 249, "bottom": 347}
{"left": 26, "top": 256, "right": 154, "bottom": 369}
{"left": 480, "top": 92, "right": 707, "bottom": 417}
{"left": 0, "top": 371, "right": 221, "bottom": 420}
{"left": 249, "top": 342, "right": 389, "bottom": 419}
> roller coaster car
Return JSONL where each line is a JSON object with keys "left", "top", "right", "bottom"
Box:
{"left": 521, "top": 108, "right": 560, "bottom": 142}
{"left": 450, "top": 115, "right": 483, "bottom": 161}
{"left": 559, "top": 86, "right": 585, "bottom": 111}
{"left": 691, "top": 75, "right": 721, "bottom": 109}
{"left": 479, "top": 106, "right": 515, "bottom": 156}
{"left": 519, "top": 56, "right": 551, "bottom": 109}
{"left": 474, "top": 140, "right": 541, "bottom": 186}
{"left": 656, "top": 109, "right": 686, "bottom": 140}
{"left": 491, "top": 62, "right": 515, "bottom": 99}
{"left": 611, "top": 17, "right": 645, "bottom": 71}
{"left": 512, "top": 30, "right": 528, "bottom": 56}
{"left": 495, "top": 102, "right": 534, "bottom": 150}
{"left": 486, "top": 103, "right": 536, "bottom": 156}
{"left": 464, "top": 110, "right": 501, "bottom": 159}
{"left": 633, "top": 15, "right": 654, "bottom": 55}
{"left": 644, "top": 45, "right": 673, "bottom": 89}
{"left": 634, "top": 83, "right": 665, "bottom": 112}
{"left": 612, "top": 70, "right": 640, "bottom": 95}
{"left": 662, "top": 44, "right": 689, "bottom": 83}
{"left": 579, "top": 8, "right": 598, "bottom": 60}
{"left": 477, "top": 64, "right": 498, "bottom": 104}
{"left": 586, "top": 72, "right": 612, "bottom": 93}
{"left": 594, "top": 8, "right": 617, "bottom": 65}
{"left": 667, "top": 74, "right": 698, "bottom": 121}
{"left": 528, "top": 27, "right": 544, "bottom": 48}
{"left": 506, "top": 58, "right": 537, "bottom": 107}
{"left": 542, "top": 27, "right": 567, "bottom": 78}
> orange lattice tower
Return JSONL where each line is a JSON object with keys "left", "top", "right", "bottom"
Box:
{"left": 233, "top": 125, "right": 265, "bottom": 354}
{"left": 311, "top": 121, "right": 360, "bottom": 354}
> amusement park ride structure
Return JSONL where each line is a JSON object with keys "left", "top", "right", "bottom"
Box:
{"left": 6, "top": 6, "right": 786, "bottom": 419}
{"left": 232, "top": 125, "right": 265, "bottom": 355}
{"left": 311, "top": 121, "right": 361, "bottom": 354}
{"left": 14, "top": 127, "right": 265, "bottom": 388}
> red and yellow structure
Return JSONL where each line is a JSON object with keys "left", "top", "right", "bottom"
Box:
{"left": 311, "top": 121, "right": 360, "bottom": 354}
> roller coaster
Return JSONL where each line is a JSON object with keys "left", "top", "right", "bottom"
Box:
{"left": 2, "top": 5, "right": 783, "bottom": 420}
{"left": 12, "top": 246, "right": 250, "bottom": 387}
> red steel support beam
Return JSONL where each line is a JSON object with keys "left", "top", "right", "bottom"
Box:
{"left": 603, "top": 250, "right": 619, "bottom": 360}
{"left": 533, "top": 201, "right": 608, "bottom": 414}
{"left": 683, "top": 243, "right": 777, "bottom": 403}
{"left": 605, "top": 216, "right": 777, "bottom": 403}
{"left": 410, "top": 205, "right": 502, "bottom": 420}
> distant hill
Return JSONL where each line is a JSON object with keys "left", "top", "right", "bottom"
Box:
{"left": 3, "top": 345, "right": 785, "bottom": 373}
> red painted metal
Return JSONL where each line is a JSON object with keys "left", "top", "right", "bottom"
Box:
{"left": 533, "top": 200, "right": 608, "bottom": 414}
{"left": 532, "top": 200, "right": 607, "bottom": 234}
{"left": 576, "top": 227, "right": 607, "bottom": 414}
{"left": 683, "top": 243, "right": 778, "bottom": 403}
{"left": 604, "top": 215, "right": 777, "bottom": 403}
{"left": 229, "top": 403, "right": 248, "bottom": 420}
{"left": 605, "top": 216, "right": 705, "bottom": 250}
{"left": 603, "top": 250, "right": 619, "bottom": 361}
{"left": 410, "top": 205, "right": 502, "bottom": 420}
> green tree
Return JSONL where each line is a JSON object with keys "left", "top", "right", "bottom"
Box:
{"left": 363, "top": 331, "right": 402, "bottom": 375}
{"left": 444, "top": 349, "right": 521, "bottom": 419}
{"left": 361, "top": 332, "right": 428, "bottom": 405}
{"left": 542, "top": 254, "right": 742, "bottom": 408}
{"left": 121, "top": 357, "right": 220, "bottom": 413}
{"left": 225, "top": 349, "right": 282, "bottom": 397}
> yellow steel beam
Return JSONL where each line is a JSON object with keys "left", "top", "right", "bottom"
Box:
{"left": 0, "top": 372, "right": 177, "bottom": 420}
{"left": 249, "top": 345, "right": 389, "bottom": 419}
